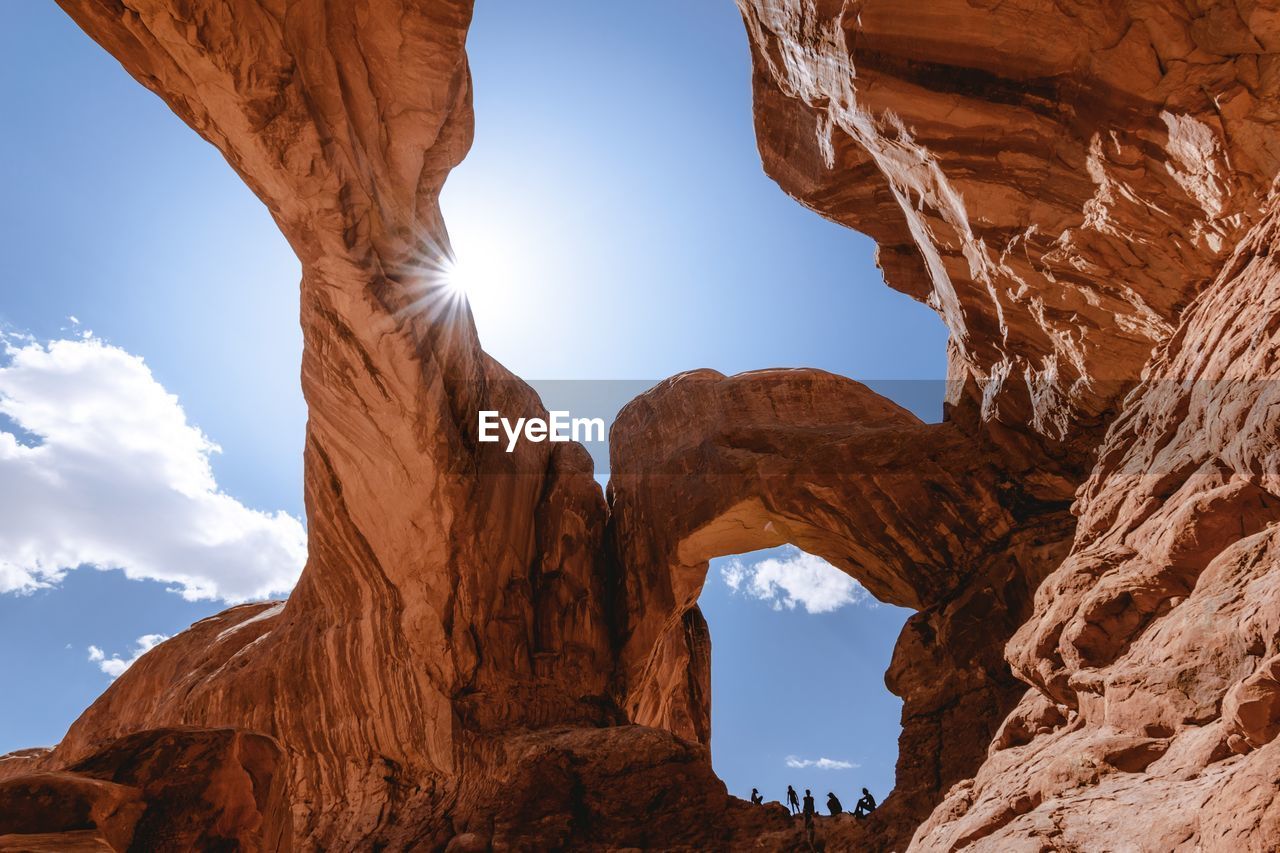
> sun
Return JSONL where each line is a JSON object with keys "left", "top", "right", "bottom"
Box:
{"left": 397, "top": 229, "right": 518, "bottom": 327}
{"left": 442, "top": 255, "right": 477, "bottom": 298}
{"left": 403, "top": 211, "right": 532, "bottom": 336}
{"left": 441, "top": 243, "right": 509, "bottom": 303}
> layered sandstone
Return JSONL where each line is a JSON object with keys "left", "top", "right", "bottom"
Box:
{"left": 910, "top": 195, "right": 1280, "bottom": 851}
{"left": 739, "top": 0, "right": 1279, "bottom": 441}
{"left": 606, "top": 367, "right": 1076, "bottom": 845}
{"left": 30, "top": 0, "right": 621, "bottom": 847}
{"left": 0, "top": 727, "right": 286, "bottom": 851}
{"left": 737, "top": 0, "right": 1280, "bottom": 849}
{"left": 4, "top": 0, "right": 1279, "bottom": 850}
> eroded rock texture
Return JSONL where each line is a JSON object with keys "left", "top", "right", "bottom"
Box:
{"left": 912, "top": 196, "right": 1280, "bottom": 852}
{"left": 0, "top": 727, "right": 286, "bottom": 852}
{"left": 740, "top": 0, "right": 1279, "bottom": 442}
{"left": 738, "top": 0, "right": 1280, "bottom": 849}
{"left": 7, "top": 0, "right": 1280, "bottom": 850}
{"left": 607, "top": 367, "right": 1076, "bottom": 843}
{"left": 32, "top": 0, "right": 622, "bottom": 848}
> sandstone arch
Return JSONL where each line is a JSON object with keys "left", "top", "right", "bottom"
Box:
{"left": 608, "top": 367, "right": 1013, "bottom": 739}
{"left": 36, "top": 1, "right": 622, "bottom": 847}
{"left": 604, "top": 367, "right": 1078, "bottom": 841}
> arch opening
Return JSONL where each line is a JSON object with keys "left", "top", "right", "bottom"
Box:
{"left": 699, "top": 545, "right": 910, "bottom": 811}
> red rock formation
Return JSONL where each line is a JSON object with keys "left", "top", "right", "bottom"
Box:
{"left": 0, "top": 772, "right": 143, "bottom": 850}
{"left": 913, "top": 197, "right": 1280, "bottom": 851}
{"left": 738, "top": 0, "right": 1279, "bottom": 441}
{"left": 16, "top": 2, "right": 801, "bottom": 850}
{"left": 0, "top": 727, "right": 285, "bottom": 851}
{"left": 5, "top": 0, "right": 1279, "bottom": 850}
{"left": 737, "top": 0, "right": 1280, "bottom": 849}
{"left": 608, "top": 367, "right": 1078, "bottom": 847}
{"left": 35, "top": 0, "right": 620, "bottom": 848}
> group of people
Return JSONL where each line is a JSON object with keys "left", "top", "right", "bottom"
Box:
{"left": 749, "top": 785, "right": 877, "bottom": 820}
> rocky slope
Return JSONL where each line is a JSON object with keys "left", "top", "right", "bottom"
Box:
{"left": 738, "top": 0, "right": 1280, "bottom": 849}
{"left": 2, "top": 0, "right": 1278, "bottom": 850}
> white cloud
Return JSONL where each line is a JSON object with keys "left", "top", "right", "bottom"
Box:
{"left": 719, "top": 547, "right": 868, "bottom": 614}
{"left": 721, "top": 561, "right": 746, "bottom": 592}
{"left": 0, "top": 334, "right": 306, "bottom": 602}
{"left": 785, "top": 755, "right": 858, "bottom": 771}
{"left": 87, "top": 634, "right": 169, "bottom": 679}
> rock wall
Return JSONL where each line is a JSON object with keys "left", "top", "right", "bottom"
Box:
{"left": 916, "top": 195, "right": 1280, "bottom": 851}
{"left": 738, "top": 0, "right": 1278, "bottom": 440}
{"left": 4, "top": 0, "right": 1279, "bottom": 850}
{"left": 737, "top": 0, "right": 1280, "bottom": 849}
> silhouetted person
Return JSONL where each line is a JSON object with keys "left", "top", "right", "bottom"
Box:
{"left": 787, "top": 785, "right": 800, "bottom": 815}
{"left": 803, "top": 789, "right": 817, "bottom": 847}
{"left": 854, "top": 787, "right": 877, "bottom": 819}
{"left": 827, "top": 791, "right": 843, "bottom": 816}
{"left": 751, "top": 788, "right": 763, "bottom": 806}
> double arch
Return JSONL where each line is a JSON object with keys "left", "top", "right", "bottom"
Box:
{"left": 607, "top": 367, "right": 1016, "bottom": 741}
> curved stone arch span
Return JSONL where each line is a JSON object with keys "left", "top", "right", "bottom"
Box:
{"left": 608, "top": 368, "right": 1017, "bottom": 741}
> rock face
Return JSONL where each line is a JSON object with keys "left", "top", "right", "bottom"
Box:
{"left": 6, "top": 0, "right": 1279, "bottom": 850}
{"left": 34, "top": 0, "right": 626, "bottom": 847}
{"left": 737, "top": 0, "right": 1280, "bottom": 849}
{"left": 739, "top": 0, "right": 1279, "bottom": 442}
{"left": 0, "top": 727, "right": 285, "bottom": 851}
{"left": 912, "top": 196, "right": 1280, "bottom": 851}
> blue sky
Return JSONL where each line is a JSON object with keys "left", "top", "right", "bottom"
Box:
{"left": 1, "top": 1, "right": 944, "bottom": 808}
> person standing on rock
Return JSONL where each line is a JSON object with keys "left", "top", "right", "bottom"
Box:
{"left": 787, "top": 785, "right": 800, "bottom": 815}
{"left": 802, "top": 789, "right": 817, "bottom": 846}
{"left": 827, "top": 791, "right": 843, "bottom": 815}
{"left": 854, "top": 787, "right": 877, "bottom": 819}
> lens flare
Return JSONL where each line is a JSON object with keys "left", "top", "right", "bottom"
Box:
{"left": 441, "top": 250, "right": 505, "bottom": 300}
{"left": 394, "top": 225, "right": 518, "bottom": 336}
